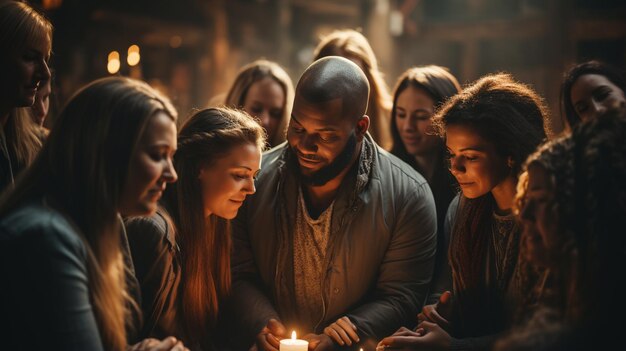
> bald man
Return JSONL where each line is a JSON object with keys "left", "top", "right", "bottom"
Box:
{"left": 230, "top": 57, "right": 437, "bottom": 351}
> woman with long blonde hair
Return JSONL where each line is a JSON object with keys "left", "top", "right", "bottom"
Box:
{"left": 0, "top": 77, "right": 187, "bottom": 351}
{"left": 314, "top": 29, "right": 393, "bottom": 150}
{"left": 0, "top": 1, "right": 51, "bottom": 192}
{"left": 224, "top": 60, "right": 293, "bottom": 148}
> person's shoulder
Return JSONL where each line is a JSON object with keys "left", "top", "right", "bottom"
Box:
{"left": 448, "top": 193, "right": 461, "bottom": 211}
{"left": 261, "top": 142, "right": 288, "bottom": 166}
{"left": 124, "top": 211, "right": 170, "bottom": 244}
{"left": 0, "top": 201, "right": 85, "bottom": 257}
{"left": 256, "top": 142, "right": 289, "bottom": 184}
{"left": 374, "top": 146, "right": 428, "bottom": 187}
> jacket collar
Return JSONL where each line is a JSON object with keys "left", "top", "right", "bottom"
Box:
{"left": 275, "top": 133, "right": 375, "bottom": 199}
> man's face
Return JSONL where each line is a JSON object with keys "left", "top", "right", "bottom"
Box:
{"left": 287, "top": 94, "right": 361, "bottom": 186}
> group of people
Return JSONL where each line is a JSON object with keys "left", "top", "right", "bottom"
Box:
{"left": 1, "top": 1, "right": 625, "bottom": 351}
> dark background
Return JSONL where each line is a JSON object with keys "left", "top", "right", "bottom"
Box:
{"left": 36, "top": 0, "right": 626, "bottom": 133}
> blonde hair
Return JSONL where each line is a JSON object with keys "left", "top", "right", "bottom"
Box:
{"left": 224, "top": 60, "right": 294, "bottom": 147}
{"left": 0, "top": 77, "right": 177, "bottom": 350}
{"left": 0, "top": 1, "right": 52, "bottom": 170}
{"left": 314, "top": 29, "right": 392, "bottom": 149}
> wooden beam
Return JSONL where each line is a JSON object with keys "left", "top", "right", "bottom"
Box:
{"left": 570, "top": 19, "right": 626, "bottom": 40}
{"left": 418, "top": 18, "right": 548, "bottom": 41}
{"left": 291, "top": 0, "right": 359, "bottom": 17}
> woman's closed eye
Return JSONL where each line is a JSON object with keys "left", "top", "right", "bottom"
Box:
{"left": 290, "top": 125, "right": 304, "bottom": 134}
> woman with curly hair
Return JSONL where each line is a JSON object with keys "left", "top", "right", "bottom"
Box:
{"left": 496, "top": 109, "right": 626, "bottom": 350}
{"left": 379, "top": 73, "right": 550, "bottom": 350}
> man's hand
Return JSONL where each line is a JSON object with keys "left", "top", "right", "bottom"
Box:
{"left": 250, "top": 318, "right": 287, "bottom": 351}
{"left": 323, "top": 316, "right": 359, "bottom": 346}
{"left": 303, "top": 333, "right": 334, "bottom": 351}
{"left": 417, "top": 291, "right": 452, "bottom": 330}
{"left": 376, "top": 322, "right": 451, "bottom": 350}
{"left": 128, "top": 337, "right": 189, "bottom": 351}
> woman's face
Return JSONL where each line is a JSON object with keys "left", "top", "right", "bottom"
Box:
{"left": 520, "top": 164, "right": 560, "bottom": 267}
{"left": 570, "top": 74, "right": 626, "bottom": 123}
{"left": 199, "top": 142, "right": 261, "bottom": 219}
{"left": 243, "top": 77, "right": 285, "bottom": 143}
{"left": 446, "top": 124, "right": 511, "bottom": 199}
{"left": 395, "top": 85, "right": 441, "bottom": 157}
{"left": 119, "top": 111, "right": 178, "bottom": 216}
{"left": 1, "top": 39, "right": 51, "bottom": 109}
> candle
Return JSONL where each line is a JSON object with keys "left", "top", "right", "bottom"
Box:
{"left": 279, "top": 331, "right": 308, "bottom": 351}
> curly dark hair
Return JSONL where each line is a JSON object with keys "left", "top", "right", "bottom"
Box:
{"left": 567, "top": 110, "right": 626, "bottom": 325}
{"left": 506, "top": 110, "right": 626, "bottom": 349}
{"left": 515, "top": 134, "right": 576, "bottom": 318}
{"left": 432, "top": 73, "right": 551, "bottom": 337}
{"left": 517, "top": 134, "right": 577, "bottom": 258}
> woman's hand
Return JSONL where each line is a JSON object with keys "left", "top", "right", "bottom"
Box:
{"left": 128, "top": 337, "right": 189, "bottom": 351}
{"left": 417, "top": 291, "right": 452, "bottom": 331}
{"left": 377, "top": 322, "right": 451, "bottom": 351}
{"left": 323, "top": 316, "right": 359, "bottom": 346}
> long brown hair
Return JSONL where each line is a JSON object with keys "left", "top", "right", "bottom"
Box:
{"left": 390, "top": 65, "right": 461, "bottom": 167}
{"left": 161, "top": 107, "right": 265, "bottom": 343}
{"left": 224, "top": 60, "right": 294, "bottom": 148}
{"left": 0, "top": 1, "right": 52, "bottom": 171}
{"left": 433, "top": 73, "right": 550, "bottom": 336}
{"left": 0, "top": 77, "right": 177, "bottom": 350}
{"left": 314, "top": 29, "right": 393, "bottom": 150}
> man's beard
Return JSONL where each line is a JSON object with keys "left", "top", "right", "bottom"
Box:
{"left": 290, "top": 132, "right": 358, "bottom": 187}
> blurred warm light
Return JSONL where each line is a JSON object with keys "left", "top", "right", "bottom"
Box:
{"left": 389, "top": 10, "right": 404, "bottom": 36}
{"left": 108, "top": 51, "right": 119, "bottom": 61}
{"left": 42, "top": 0, "right": 62, "bottom": 10}
{"left": 127, "top": 45, "right": 141, "bottom": 66}
{"left": 107, "top": 51, "right": 120, "bottom": 74}
{"left": 170, "top": 35, "right": 183, "bottom": 48}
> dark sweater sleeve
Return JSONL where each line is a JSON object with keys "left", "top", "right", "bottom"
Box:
{"left": 426, "top": 195, "right": 460, "bottom": 305}
{"left": 125, "top": 214, "right": 178, "bottom": 339}
{"left": 0, "top": 216, "right": 104, "bottom": 350}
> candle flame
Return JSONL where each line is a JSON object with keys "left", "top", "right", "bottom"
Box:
{"left": 291, "top": 330, "right": 296, "bottom": 340}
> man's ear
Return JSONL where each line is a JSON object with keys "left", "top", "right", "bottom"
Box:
{"left": 355, "top": 115, "right": 370, "bottom": 140}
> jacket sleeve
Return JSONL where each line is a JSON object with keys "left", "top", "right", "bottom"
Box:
{"left": 346, "top": 180, "right": 438, "bottom": 341}
{"left": 229, "top": 200, "right": 281, "bottom": 346}
{"left": 124, "top": 214, "right": 174, "bottom": 339}
{"left": 426, "top": 194, "right": 460, "bottom": 305}
{"left": 1, "top": 220, "right": 104, "bottom": 350}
